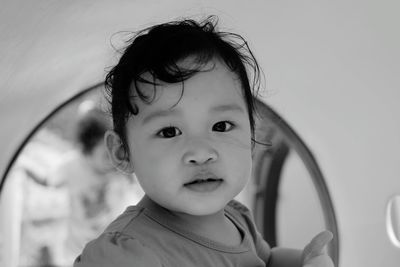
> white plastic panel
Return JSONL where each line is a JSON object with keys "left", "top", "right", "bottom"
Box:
{"left": 386, "top": 195, "right": 400, "bottom": 248}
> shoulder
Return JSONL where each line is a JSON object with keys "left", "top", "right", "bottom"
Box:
{"left": 73, "top": 232, "right": 163, "bottom": 267}
{"left": 226, "top": 199, "right": 252, "bottom": 221}
{"left": 74, "top": 206, "right": 162, "bottom": 267}
{"left": 225, "top": 199, "right": 258, "bottom": 239}
{"left": 103, "top": 205, "right": 144, "bottom": 234}
{"left": 227, "top": 199, "right": 251, "bottom": 213}
{"left": 226, "top": 200, "right": 272, "bottom": 262}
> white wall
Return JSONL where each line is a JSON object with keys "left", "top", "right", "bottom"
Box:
{"left": 245, "top": 1, "right": 400, "bottom": 266}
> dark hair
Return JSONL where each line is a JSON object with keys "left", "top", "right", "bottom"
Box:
{"left": 75, "top": 108, "right": 110, "bottom": 155}
{"left": 105, "top": 15, "right": 262, "bottom": 155}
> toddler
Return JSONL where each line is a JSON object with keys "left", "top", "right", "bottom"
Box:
{"left": 74, "top": 16, "right": 333, "bottom": 267}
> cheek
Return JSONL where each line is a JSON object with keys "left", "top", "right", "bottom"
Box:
{"left": 222, "top": 131, "right": 252, "bottom": 158}
{"left": 134, "top": 143, "right": 173, "bottom": 165}
{"left": 222, "top": 142, "right": 252, "bottom": 172}
{"left": 131, "top": 141, "right": 177, "bottom": 179}
{"left": 237, "top": 152, "right": 253, "bottom": 176}
{"left": 234, "top": 143, "right": 252, "bottom": 170}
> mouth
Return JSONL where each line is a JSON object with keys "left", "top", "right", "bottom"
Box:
{"left": 184, "top": 178, "right": 223, "bottom": 185}
{"left": 184, "top": 177, "right": 224, "bottom": 193}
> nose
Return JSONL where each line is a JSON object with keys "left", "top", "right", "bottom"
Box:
{"left": 182, "top": 140, "right": 218, "bottom": 165}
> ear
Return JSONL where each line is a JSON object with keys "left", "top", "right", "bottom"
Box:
{"left": 104, "top": 130, "right": 134, "bottom": 173}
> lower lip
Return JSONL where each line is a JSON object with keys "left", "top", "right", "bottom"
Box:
{"left": 184, "top": 180, "right": 223, "bottom": 193}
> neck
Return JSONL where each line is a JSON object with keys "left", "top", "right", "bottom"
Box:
{"left": 174, "top": 208, "right": 226, "bottom": 229}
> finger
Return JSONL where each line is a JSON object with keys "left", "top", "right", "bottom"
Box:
{"left": 302, "top": 230, "right": 333, "bottom": 263}
{"left": 303, "top": 254, "right": 334, "bottom": 267}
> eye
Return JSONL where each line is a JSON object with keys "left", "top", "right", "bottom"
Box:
{"left": 212, "top": 121, "right": 235, "bottom": 132}
{"left": 157, "top": 126, "right": 182, "bottom": 138}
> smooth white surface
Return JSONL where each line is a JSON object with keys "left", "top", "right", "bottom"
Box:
{"left": 1, "top": 0, "right": 400, "bottom": 266}
{"left": 386, "top": 195, "right": 400, "bottom": 248}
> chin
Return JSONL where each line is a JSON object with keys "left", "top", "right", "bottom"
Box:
{"left": 180, "top": 201, "right": 228, "bottom": 217}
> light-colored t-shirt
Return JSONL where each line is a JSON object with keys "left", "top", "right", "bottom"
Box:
{"left": 73, "top": 196, "right": 293, "bottom": 267}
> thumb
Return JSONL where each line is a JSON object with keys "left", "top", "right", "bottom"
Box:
{"left": 302, "top": 230, "right": 333, "bottom": 263}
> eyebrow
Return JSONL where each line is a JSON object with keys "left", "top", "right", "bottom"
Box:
{"left": 141, "top": 103, "right": 246, "bottom": 125}
{"left": 210, "top": 103, "right": 246, "bottom": 114}
{"left": 141, "top": 109, "right": 180, "bottom": 125}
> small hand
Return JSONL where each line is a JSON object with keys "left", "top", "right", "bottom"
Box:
{"left": 302, "top": 231, "right": 334, "bottom": 267}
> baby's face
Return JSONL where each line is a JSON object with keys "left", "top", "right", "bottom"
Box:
{"left": 125, "top": 60, "right": 252, "bottom": 216}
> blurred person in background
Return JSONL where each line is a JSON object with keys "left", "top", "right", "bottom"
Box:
{"left": 50, "top": 101, "right": 144, "bottom": 265}
{"left": 0, "top": 100, "right": 144, "bottom": 267}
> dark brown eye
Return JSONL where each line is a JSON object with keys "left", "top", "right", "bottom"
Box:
{"left": 212, "top": 121, "right": 234, "bottom": 132}
{"left": 157, "top": 127, "right": 182, "bottom": 138}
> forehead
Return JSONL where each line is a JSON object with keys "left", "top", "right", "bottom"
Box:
{"left": 130, "top": 60, "right": 246, "bottom": 112}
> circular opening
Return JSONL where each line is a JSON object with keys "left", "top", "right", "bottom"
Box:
{"left": 0, "top": 89, "right": 338, "bottom": 266}
{"left": 251, "top": 98, "right": 339, "bottom": 265}
{"left": 386, "top": 195, "right": 400, "bottom": 248}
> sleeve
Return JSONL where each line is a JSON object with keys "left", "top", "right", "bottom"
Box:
{"left": 228, "top": 200, "right": 271, "bottom": 262}
{"left": 253, "top": 230, "right": 273, "bottom": 263}
{"left": 73, "top": 232, "right": 163, "bottom": 267}
{"left": 228, "top": 200, "right": 303, "bottom": 267}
